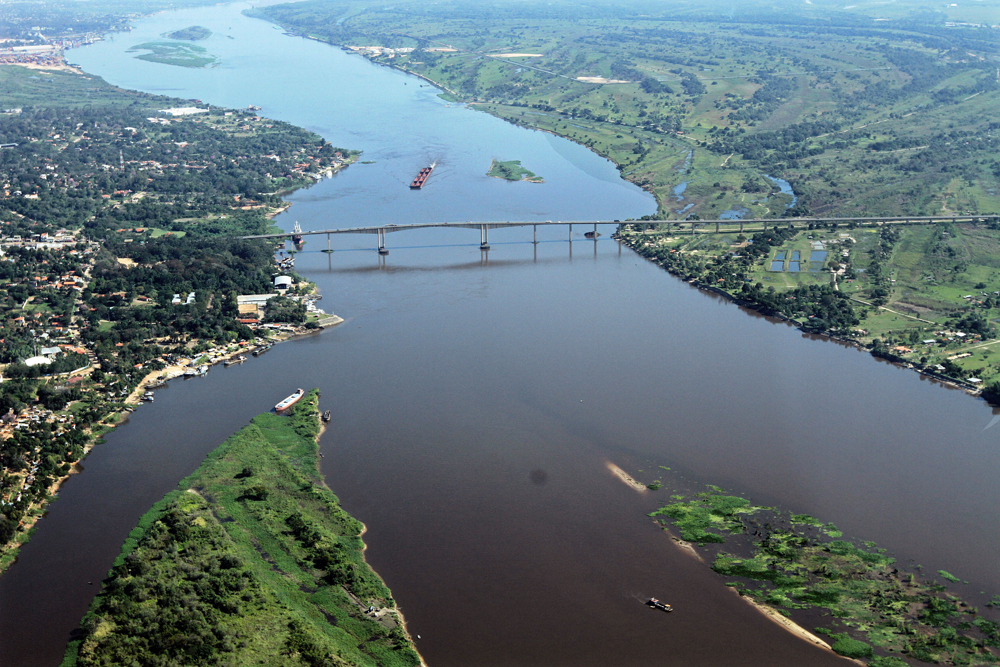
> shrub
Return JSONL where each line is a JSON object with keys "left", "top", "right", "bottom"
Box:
{"left": 869, "top": 656, "right": 909, "bottom": 667}
{"left": 831, "top": 635, "right": 874, "bottom": 658}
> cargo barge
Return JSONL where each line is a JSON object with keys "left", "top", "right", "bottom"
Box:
{"left": 409, "top": 165, "right": 435, "bottom": 189}
{"left": 291, "top": 221, "right": 304, "bottom": 247}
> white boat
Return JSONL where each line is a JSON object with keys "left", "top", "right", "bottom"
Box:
{"left": 276, "top": 388, "right": 305, "bottom": 412}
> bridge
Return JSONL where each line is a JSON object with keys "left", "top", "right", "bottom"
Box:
{"left": 242, "top": 214, "right": 1000, "bottom": 254}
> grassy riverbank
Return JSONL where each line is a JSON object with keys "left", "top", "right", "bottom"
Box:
{"left": 620, "top": 219, "right": 1000, "bottom": 394}
{"left": 61, "top": 390, "right": 421, "bottom": 667}
{"left": 646, "top": 484, "right": 1000, "bottom": 666}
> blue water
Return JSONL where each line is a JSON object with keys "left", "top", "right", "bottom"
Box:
{"left": 720, "top": 207, "right": 750, "bottom": 220}
{"left": 69, "top": 3, "right": 656, "bottom": 236}
{"left": 769, "top": 261, "right": 784, "bottom": 272}
{"left": 774, "top": 251, "right": 786, "bottom": 261}
{"left": 673, "top": 181, "right": 688, "bottom": 201}
{"left": 763, "top": 174, "right": 798, "bottom": 210}
{"left": 790, "top": 251, "right": 800, "bottom": 261}
{"left": 788, "top": 261, "right": 800, "bottom": 272}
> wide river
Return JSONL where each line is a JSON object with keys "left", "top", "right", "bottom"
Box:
{"left": 3, "top": 4, "right": 1000, "bottom": 666}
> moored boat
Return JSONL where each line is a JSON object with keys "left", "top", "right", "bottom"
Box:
{"left": 322, "top": 410, "right": 332, "bottom": 423}
{"left": 276, "top": 388, "right": 305, "bottom": 412}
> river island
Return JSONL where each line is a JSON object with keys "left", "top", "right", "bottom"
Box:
{"left": 62, "top": 390, "right": 422, "bottom": 666}
{"left": 486, "top": 159, "right": 543, "bottom": 183}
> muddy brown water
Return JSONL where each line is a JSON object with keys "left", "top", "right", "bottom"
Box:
{"left": 4, "top": 3, "right": 1000, "bottom": 665}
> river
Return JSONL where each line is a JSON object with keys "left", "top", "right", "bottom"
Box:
{"left": 3, "top": 3, "right": 1000, "bottom": 666}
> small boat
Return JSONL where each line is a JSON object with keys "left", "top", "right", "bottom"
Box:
{"left": 197, "top": 364, "right": 209, "bottom": 376}
{"left": 224, "top": 355, "right": 247, "bottom": 367}
{"left": 647, "top": 598, "right": 673, "bottom": 612}
{"left": 253, "top": 344, "right": 273, "bottom": 357}
{"left": 183, "top": 369, "right": 197, "bottom": 377}
{"left": 584, "top": 230, "right": 600, "bottom": 239}
{"left": 276, "top": 388, "right": 305, "bottom": 413}
{"left": 322, "top": 410, "right": 332, "bottom": 423}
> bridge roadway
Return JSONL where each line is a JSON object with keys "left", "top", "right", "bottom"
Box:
{"left": 242, "top": 214, "right": 1000, "bottom": 254}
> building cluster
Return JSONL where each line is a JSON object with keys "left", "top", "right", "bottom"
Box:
{"left": 0, "top": 229, "right": 80, "bottom": 249}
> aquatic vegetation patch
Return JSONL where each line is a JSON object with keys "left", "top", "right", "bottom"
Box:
{"left": 649, "top": 485, "right": 761, "bottom": 544}
{"left": 487, "top": 159, "right": 544, "bottom": 183}
{"left": 652, "top": 485, "right": 1000, "bottom": 666}
{"left": 128, "top": 41, "right": 218, "bottom": 68}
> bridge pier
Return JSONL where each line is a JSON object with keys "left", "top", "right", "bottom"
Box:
{"left": 569, "top": 224, "right": 572, "bottom": 242}
{"left": 593, "top": 222, "right": 598, "bottom": 239}
{"left": 533, "top": 224, "right": 538, "bottom": 245}
{"left": 322, "top": 233, "right": 333, "bottom": 254}
{"left": 739, "top": 221, "right": 744, "bottom": 233}
{"left": 480, "top": 224, "right": 490, "bottom": 250}
{"left": 377, "top": 228, "right": 388, "bottom": 255}
{"left": 716, "top": 221, "right": 720, "bottom": 233}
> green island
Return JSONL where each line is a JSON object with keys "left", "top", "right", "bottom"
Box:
{"left": 128, "top": 42, "right": 218, "bottom": 68}
{"left": 61, "top": 390, "right": 421, "bottom": 667}
{"left": 0, "top": 65, "right": 359, "bottom": 571}
{"left": 165, "top": 25, "right": 212, "bottom": 41}
{"left": 486, "top": 159, "right": 543, "bottom": 183}
{"left": 648, "top": 484, "right": 1000, "bottom": 666}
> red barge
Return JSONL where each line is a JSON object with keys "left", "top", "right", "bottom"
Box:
{"left": 410, "top": 165, "right": 434, "bottom": 189}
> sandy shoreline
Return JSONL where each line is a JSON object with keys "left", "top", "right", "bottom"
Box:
{"left": 606, "top": 461, "right": 648, "bottom": 492}
{"left": 737, "top": 591, "right": 834, "bottom": 652}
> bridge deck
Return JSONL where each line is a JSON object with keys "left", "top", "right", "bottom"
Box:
{"left": 242, "top": 214, "right": 999, "bottom": 240}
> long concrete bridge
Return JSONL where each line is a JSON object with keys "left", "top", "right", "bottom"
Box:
{"left": 242, "top": 214, "right": 1000, "bottom": 254}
